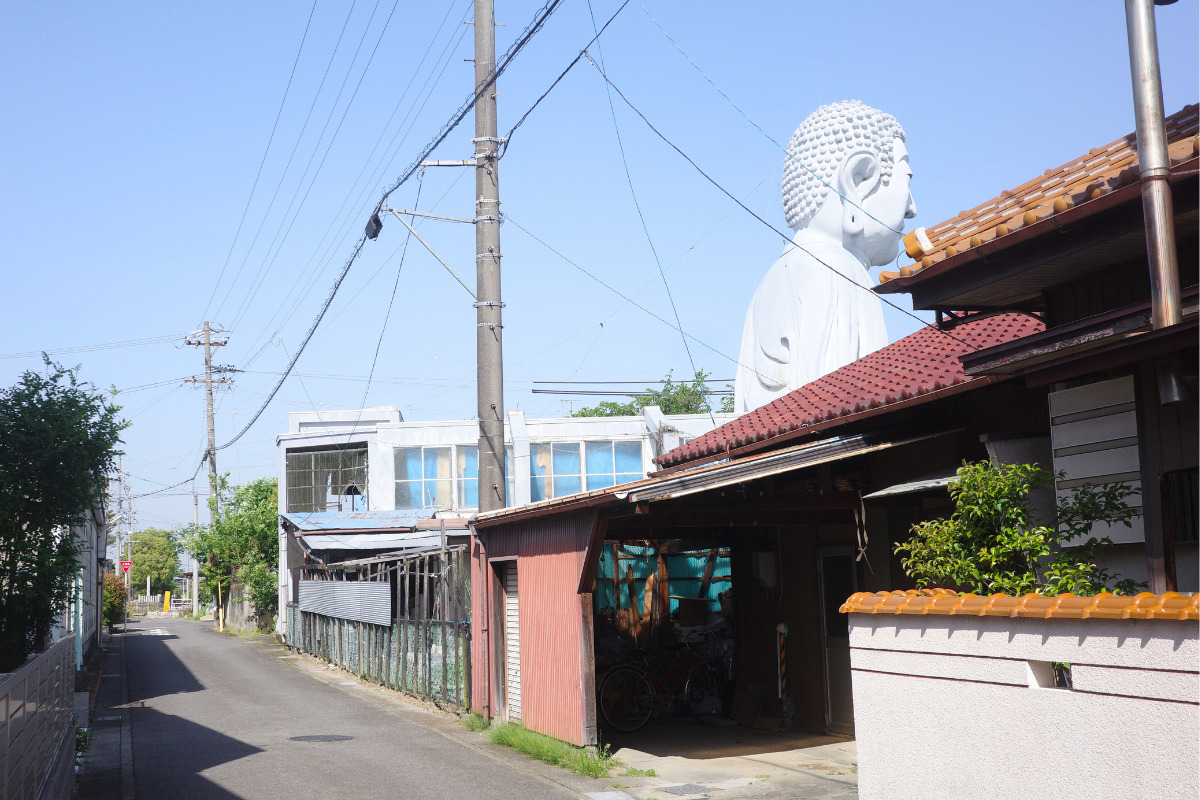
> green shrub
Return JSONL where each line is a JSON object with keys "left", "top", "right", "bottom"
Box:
{"left": 896, "top": 461, "right": 1144, "bottom": 596}
{"left": 102, "top": 572, "right": 127, "bottom": 626}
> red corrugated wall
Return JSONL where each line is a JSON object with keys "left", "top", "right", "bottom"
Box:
{"left": 470, "top": 509, "right": 598, "bottom": 745}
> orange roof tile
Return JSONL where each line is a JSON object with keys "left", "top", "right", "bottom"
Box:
{"left": 879, "top": 104, "right": 1199, "bottom": 286}
{"left": 841, "top": 589, "right": 1199, "bottom": 621}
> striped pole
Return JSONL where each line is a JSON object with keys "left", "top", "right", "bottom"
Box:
{"left": 776, "top": 622, "right": 788, "bottom": 699}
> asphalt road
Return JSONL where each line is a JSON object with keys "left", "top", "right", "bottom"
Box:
{"left": 120, "top": 618, "right": 577, "bottom": 800}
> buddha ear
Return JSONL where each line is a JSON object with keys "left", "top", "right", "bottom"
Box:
{"left": 837, "top": 148, "right": 882, "bottom": 236}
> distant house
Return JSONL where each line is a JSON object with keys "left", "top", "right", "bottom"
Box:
{"left": 876, "top": 103, "right": 1199, "bottom": 591}
{"left": 274, "top": 406, "right": 735, "bottom": 634}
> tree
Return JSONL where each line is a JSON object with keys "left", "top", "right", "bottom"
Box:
{"left": 128, "top": 527, "right": 180, "bottom": 596}
{"left": 895, "top": 461, "right": 1144, "bottom": 597}
{"left": 572, "top": 370, "right": 733, "bottom": 417}
{"left": 0, "top": 358, "right": 126, "bottom": 670}
{"left": 184, "top": 477, "right": 278, "bottom": 629}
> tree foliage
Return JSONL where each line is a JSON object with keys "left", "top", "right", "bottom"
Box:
{"left": 0, "top": 358, "right": 126, "bottom": 671}
{"left": 895, "top": 461, "right": 1144, "bottom": 597}
{"left": 571, "top": 370, "right": 733, "bottom": 417}
{"left": 128, "top": 527, "right": 180, "bottom": 596}
{"left": 184, "top": 477, "right": 279, "bottom": 622}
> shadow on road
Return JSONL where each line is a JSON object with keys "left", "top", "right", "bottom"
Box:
{"left": 121, "top": 622, "right": 205, "bottom": 704}
{"left": 132, "top": 707, "right": 263, "bottom": 799}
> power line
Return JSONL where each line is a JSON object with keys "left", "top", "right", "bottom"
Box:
{"left": 212, "top": 0, "right": 572, "bottom": 452}
{"left": 637, "top": 1, "right": 903, "bottom": 236}
{"left": 506, "top": 214, "right": 753, "bottom": 371}
{"left": 0, "top": 333, "right": 186, "bottom": 360}
{"left": 585, "top": 0, "right": 711, "bottom": 424}
{"left": 231, "top": 0, "right": 404, "bottom": 333}
{"left": 585, "top": 60, "right": 981, "bottom": 355}
{"left": 235, "top": 4, "right": 474, "bottom": 371}
{"left": 211, "top": 0, "right": 362, "bottom": 325}
{"left": 199, "top": 0, "right": 319, "bottom": 325}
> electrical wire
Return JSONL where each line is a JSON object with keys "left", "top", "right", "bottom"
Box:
{"left": 0, "top": 333, "right": 187, "bottom": 360}
{"left": 344, "top": 171, "right": 424, "bottom": 440}
{"left": 211, "top": 0, "right": 363, "bottom": 325}
{"left": 585, "top": 0, "right": 712, "bottom": 424}
{"left": 231, "top": 0, "right": 404, "bottom": 333}
{"left": 212, "top": 0, "right": 572, "bottom": 452}
{"left": 585, "top": 61, "right": 981, "bottom": 354}
{"left": 638, "top": 1, "right": 903, "bottom": 236}
{"left": 198, "top": 0, "right": 319, "bottom": 325}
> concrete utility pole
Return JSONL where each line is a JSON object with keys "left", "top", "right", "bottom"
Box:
{"left": 474, "top": 0, "right": 506, "bottom": 514}
{"left": 185, "top": 322, "right": 231, "bottom": 523}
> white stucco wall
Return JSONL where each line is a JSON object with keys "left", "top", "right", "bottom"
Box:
{"left": 849, "top": 613, "right": 1198, "bottom": 800}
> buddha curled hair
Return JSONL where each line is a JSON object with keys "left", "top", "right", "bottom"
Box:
{"left": 781, "top": 100, "right": 906, "bottom": 231}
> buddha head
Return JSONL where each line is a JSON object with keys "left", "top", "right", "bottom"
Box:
{"left": 781, "top": 100, "right": 916, "bottom": 266}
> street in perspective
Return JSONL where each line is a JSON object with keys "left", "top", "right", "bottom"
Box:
{"left": 1, "top": 1, "right": 1196, "bottom": 799}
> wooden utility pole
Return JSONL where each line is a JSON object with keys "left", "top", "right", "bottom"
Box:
{"left": 474, "top": 0, "right": 506, "bottom": 513}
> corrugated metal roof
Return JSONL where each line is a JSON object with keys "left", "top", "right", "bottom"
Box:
{"left": 301, "top": 532, "right": 444, "bottom": 552}
{"left": 282, "top": 510, "right": 425, "bottom": 532}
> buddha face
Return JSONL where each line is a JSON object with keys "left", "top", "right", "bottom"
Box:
{"left": 854, "top": 138, "right": 917, "bottom": 266}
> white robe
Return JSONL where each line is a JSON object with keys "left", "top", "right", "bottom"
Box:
{"left": 734, "top": 240, "right": 887, "bottom": 415}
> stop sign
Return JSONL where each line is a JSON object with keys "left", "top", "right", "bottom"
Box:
{"left": 120, "top": 560, "right": 131, "bottom": 574}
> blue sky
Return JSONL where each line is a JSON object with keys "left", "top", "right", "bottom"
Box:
{"left": 1, "top": 1, "right": 1196, "bottom": 530}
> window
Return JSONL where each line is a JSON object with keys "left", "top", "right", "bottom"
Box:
{"left": 395, "top": 447, "right": 451, "bottom": 510}
{"left": 396, "top": 444, "right": 513, "bottom": 511}
{"left": 584, "top": 440, "right": 643, "bottom": 490}
{"left": 286, "top": 446, "right": 368, "bottom": 513}
{"left": 530, "top": 440, "right": 644, "bottom": 501}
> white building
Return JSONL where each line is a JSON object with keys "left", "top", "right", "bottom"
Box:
{"left": 276, "top": 406, "right": 734, "bottom": 622}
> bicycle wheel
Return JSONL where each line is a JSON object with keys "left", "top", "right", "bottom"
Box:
{"left": 599, "top": 665, "right": 654, "bottom": 732}
{"left": 683, "top": 659, "right": 722, "bottom": 716}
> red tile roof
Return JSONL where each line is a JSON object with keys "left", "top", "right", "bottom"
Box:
{"left": 656, "top": 313, "right": 1044, "bottom": 468}
{"left": 878, "top": 104, "right": 1199, "bottom": 289}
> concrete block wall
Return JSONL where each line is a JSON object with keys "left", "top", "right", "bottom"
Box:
{"left": 848, "top": 613, "right": 1198, "bottom": 800}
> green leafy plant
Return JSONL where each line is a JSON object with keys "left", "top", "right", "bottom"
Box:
{"left": 102, "top": 572, "right": 127, "bottom": 627}
{"left": 488, "top": 723, "right": 621, "bottom": 778}
{"left": 621, "top": 767, "right": 658, "bottom": 777}
{"left": 0, "top": 358, "right": 126, "bottom": 670}
{"left": 895, "top": 461, "right": 1144, "bottom": 597}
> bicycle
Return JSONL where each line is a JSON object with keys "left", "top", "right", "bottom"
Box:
{"left": 597, "top": 638, "right": 723, "bottom": 732}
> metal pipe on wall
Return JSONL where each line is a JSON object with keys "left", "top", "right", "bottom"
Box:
{"left": 1124, "top": 0, "right": 1181, "bottom": 331}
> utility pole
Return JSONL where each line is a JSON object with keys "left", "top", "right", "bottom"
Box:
{"left": 474, "top": 0, "right": 506, "bottom": 513}
{"left": 185, "top": 322, "right": 231, "bottom": 523}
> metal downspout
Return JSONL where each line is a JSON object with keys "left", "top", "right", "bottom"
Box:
{"left": 1124, "top": 0, "right": 1181, "bottom": 331}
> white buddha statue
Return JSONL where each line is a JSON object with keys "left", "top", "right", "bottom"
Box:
{"left": 734, "top": 101, "right": 917, "bottom": 414}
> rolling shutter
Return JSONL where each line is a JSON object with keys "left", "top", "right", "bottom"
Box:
{"left": 504, "top": 563, "right": 522, "bottom": 721}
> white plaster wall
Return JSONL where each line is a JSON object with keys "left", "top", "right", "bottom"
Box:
{"left": 849, "top": 614, "right": 1199, "bottom": 800}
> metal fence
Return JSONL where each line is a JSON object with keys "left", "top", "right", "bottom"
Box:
{"left": 284, "top": 545, "right": 471, "bottom": 709}
{"left": 0, "top": 635, "right": 75, "bottom": 800}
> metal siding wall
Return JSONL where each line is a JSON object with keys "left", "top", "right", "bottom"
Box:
{"left": 298, "top": 581, "right": 391, "bottom": 625}
{"left": 514, "top": 509, "right": 596, "bottom": 746}
{"left": 470, "top": 535, "right": 489, "bottom": 712}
